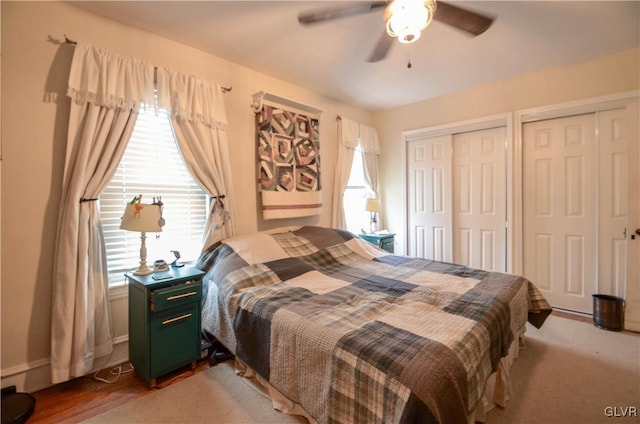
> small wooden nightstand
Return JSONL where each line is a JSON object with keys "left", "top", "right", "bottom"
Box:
{"left": 127, "top": 267, "right": 205, "bottom": 387}
{"left": 358, "top": 233, "right": 395, "bottom": 253}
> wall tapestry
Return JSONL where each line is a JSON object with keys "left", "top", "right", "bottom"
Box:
{"left": 257, "top": 105, "right": 322, "bottom": 219}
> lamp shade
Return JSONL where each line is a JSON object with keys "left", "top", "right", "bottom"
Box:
{"left": 120, "top": 203, "right": 164, "bottom": 233}
{"left": 365, "top": 198, "right": 380, "bottom": 213}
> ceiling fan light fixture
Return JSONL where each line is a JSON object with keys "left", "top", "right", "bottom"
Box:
{"left": 384, "top": 0, "right": 435, "bottom": 44}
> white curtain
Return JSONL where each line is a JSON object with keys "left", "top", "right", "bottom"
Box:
{"left": 331, "top": 118, "right": 381, "bottom": 229}
{"left": 360, "top": 123, "right": 380, "bottom": 196}
{"left": 331, "top": 117, "right": 360, "bottom": 229}
{"left": 52, "top": 43, "right": 234, "bottom": 383}
{"left": 156, "top": 69, "right": 236, "bottom": 249}
{"left": 51, "top": 43, "right": 155, "bottom": 384}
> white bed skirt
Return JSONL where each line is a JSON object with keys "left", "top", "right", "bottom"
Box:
{"left": 468, "top": 326, "right": 527, "bottom": 423}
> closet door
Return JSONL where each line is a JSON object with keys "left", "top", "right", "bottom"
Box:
{"left": 452, "top": 127, "right": 506, "bottom": 271}
{"left": 407, "top": 127, "right": 507, "bottom": 271}
{"left": 598, "top": 107, "right": 631, "bottom": 298}
{"left": 597, "top": 101, "right": 639, "bottom": 329}
{"left": 625, "top": 101, "right": 640, "bottom": 331}
{"left": 523, "top": 114, "right": 597, "bottom": 313}
{"left": 522, "top": 110, "right": 638, "bottom": 314}
{"left": 407, "top": 135, "right": 453, "bottom": 261}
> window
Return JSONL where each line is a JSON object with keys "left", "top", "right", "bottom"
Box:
{"left": 342, "top": 149, "right": 372, "bottom": 234}
{"left": 100, "top": 107, "right": 208, "bottom": 287}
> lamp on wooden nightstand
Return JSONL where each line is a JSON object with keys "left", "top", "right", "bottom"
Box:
{"left": 365, "top": 197, "right": 379, "bottom": 233}
{"left": 120, "top": 198, "right": 164, "bottom": 275}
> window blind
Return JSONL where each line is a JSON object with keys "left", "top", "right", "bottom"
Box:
{"left": 100, "top": 108, "right": 208, "bottom": 287}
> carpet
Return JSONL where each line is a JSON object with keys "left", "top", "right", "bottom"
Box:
{"left": 486, "top": 315, "right": 639, "bottom": 423}
{"left": 85, "top": 315, "right": 639, "bottom": 423}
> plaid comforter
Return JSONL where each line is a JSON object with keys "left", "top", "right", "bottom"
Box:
{"left": 198, "top": 226, "right": 551, "bottom": 424}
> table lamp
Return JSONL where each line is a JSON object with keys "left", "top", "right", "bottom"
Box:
{"left": 120, "top": 200, "right": 164, "bottom": 275}
{"left": 365, "top": 197, "right": 379, "bottom": 233}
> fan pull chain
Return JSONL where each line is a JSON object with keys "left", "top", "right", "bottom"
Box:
{"left": 407, "top": 45, "right": 413, "bottom": 69}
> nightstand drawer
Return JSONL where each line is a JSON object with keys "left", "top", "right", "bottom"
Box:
{"left": 380, "top": 238, "right": 394, "bottom": 253}
{"left": 150, "top": 306, "right": 200, "bottom": 377}
{"left": 151, "top": 282, "right": 201, "bottom": 312}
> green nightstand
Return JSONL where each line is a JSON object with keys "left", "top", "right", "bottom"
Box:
{"left": 127, "top": 267, "right": 205, "bottom": 387}
{"left": 358, "top": 233, "right": 395, "bottom": 253}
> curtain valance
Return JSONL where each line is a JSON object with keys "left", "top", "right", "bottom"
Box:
{"left": 156, "top": 68, "right": 227, "bottom": 129}
{"left": 338, "top": 117, "right": 380, "bottom": 154}
{"left": 67, "top": 43, "right": 155, "bottom": 110}
{"left": 67, "top": 43, "right": 228, "bottom": 130}
{"left": 360, "top": 124, "right": 380, "bottom": 154}
{"left": 339, "top": 117, "right": 360, "bottom": 148}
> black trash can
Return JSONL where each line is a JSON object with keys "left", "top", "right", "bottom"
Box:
{"left": 1, "top": 386, "right": 36, "bottom": 424}
{"left": 592, "top": 294, "right": 625, "bottom": 331}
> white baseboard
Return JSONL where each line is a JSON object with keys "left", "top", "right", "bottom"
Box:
{"left": 1, "top": 337, "right": 129, "bottom": 393}
{"left": 552, "top": 307, "right": 592, "bottom": 318}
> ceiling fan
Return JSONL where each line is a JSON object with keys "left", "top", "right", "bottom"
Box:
{"left": 298, "top": 0, "right": 494, "bottom": 63}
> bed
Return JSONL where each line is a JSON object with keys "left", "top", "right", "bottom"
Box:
{"left": 197, "top": 226, "right": 551, "bottom": 424}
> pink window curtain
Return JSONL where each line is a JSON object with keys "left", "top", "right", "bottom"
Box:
{"left": 51, "top": 43, "right": 155, "bottom": 384}
{"left": 156, "top": 68, "right": 235, "bottom": 249}
{"left": 331, "top": 117, "right": 360, "bottom": 229}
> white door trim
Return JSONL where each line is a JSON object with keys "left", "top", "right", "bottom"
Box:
{"left": 402, "top": 113, "right": 513, "bottom": 269}
{"left": 404, "top": 114, "right": 510, "bottom": 141}
{"left": 513, "top": 90, "right": 640, "bottom": 276}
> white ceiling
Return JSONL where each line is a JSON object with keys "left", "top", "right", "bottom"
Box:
{"left": 69, "top": 1, "right": 640, "bottom": 111}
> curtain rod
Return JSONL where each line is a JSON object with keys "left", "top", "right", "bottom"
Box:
{"left": 64, "top": 35, "right": 232, "bottom": 93}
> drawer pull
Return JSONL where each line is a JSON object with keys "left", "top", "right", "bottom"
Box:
{"left": 166, "top": 291, "right": 197, "bottom": 301}
{"left": 162, "top": 313, "right": 192, "bottom": 325}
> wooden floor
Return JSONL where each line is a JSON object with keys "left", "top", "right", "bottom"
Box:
{"left": 28, "top": 311, "right": 592, "bottom": 423}
{"left": 28, "top": 359, "right": 215, "bottom": 423}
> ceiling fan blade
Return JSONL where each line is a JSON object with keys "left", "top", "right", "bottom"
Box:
{"left": 367, "top": 31, "right": 394, "bottom": 63}
{"left": 434, "top": 1, "right": 494, "bottom": 36}
{"left": 298, "top": 2, "right": 387, "bottom": 25}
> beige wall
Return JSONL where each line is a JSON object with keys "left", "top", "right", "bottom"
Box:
{"left": 373, "top": 48, "right": 640, "bottom": 253}
{"left": 2, "top": 0, "right": 638, "bottom": 393}
{"left": 0, "top": 1, "right": 372, "bottom": 391}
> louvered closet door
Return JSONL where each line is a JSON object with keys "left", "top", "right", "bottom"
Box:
{"left": 523, "top": 114, "right": 598, "bottom": 313}
{"left": 452, "top": 127, "right": 506, "bottom": 271}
